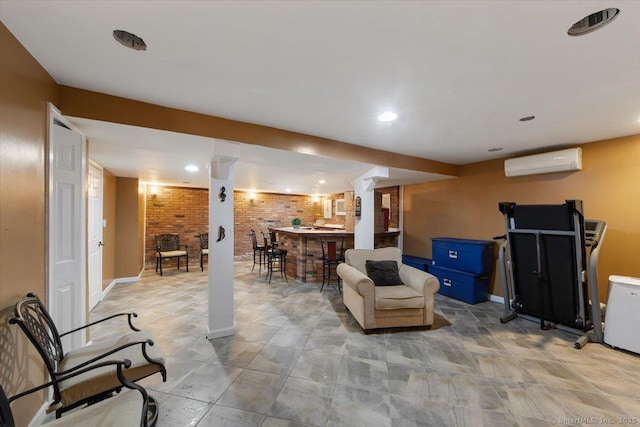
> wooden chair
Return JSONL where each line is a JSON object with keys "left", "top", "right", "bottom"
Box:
{"left": 199, "top": 232, "right": 208, "bottom": 271}
{"left": 9, "top": 293, "right": 166, "bottom": 424}
{"left": 155, "top": 234, "right": 188, "bottom": 276}
{"left": 250, "top": 229, "right": 265, "bottom": 273}
{"left": 263, "top": 236, "right": 287, "bottom": 284}
{"left": 1, "top": 360, "right": 150, "bottom": 427}
{"left": 320, "top": 237, "right": 345, "bottom": 294}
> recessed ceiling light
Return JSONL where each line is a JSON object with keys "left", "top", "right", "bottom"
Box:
{"left": 519, "top": 116, "right": 535, "bottom": 122}
{"left": 568, "top": 8, "right": 620, "bottom": 36}
{"left": 185, "top": 165, "right": 199, "bottom": 172}
{"left": 113, "top": 30, "right": 147, "bottom": 50}
{"left": 488, "top": 147, "right": 503, "bottom": 152}
{"left": 285, "top": 188, "right": 292, "bottom": 193}
{"left": 318, "top": 180, "right": 326, "bottom": 184}
{"left": 378, "top": 112, "right": 398, "bottom": 122}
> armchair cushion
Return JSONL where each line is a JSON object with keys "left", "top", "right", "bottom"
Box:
{"left": 375, "top": 286, "right": 424, "bottom": 310}
{"left": 365, "top": 260, "right": 403, "bottom": 286}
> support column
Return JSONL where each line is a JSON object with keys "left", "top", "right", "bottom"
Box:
{"left": 353, "top": 167, "right": 389, "bottom": 249}
{"left": 207, "top": 141, "right": 239, "bottom": 339}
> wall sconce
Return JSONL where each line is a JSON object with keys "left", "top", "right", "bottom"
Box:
{"left": 313, "top": 196, "right": 320, "bottom": 204}
{"left": 150, "top": 186, "right": 159, "bottom": 197}
{"left": 249, "top": 192, "right": 256, "bottom": 201}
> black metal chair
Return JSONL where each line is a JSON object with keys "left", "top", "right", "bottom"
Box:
{"left": 250, "top": 229, "right": 265, "bottom": 273}
{"left": 263, "top": 236, "right": 288, "bottom": 284}
{"left": 320, "top": 238, "right": 345, "bottom": 294}
{"left": 155, "top": 234, "right": 188, "bottom": 276}
{"left": 9, "top": 293, "right": 166, "bottom": 424}
{"left": 199, "top": 232, "right": 208, "bottom": 271}
{"left": 1, "top": 360, "right": 150, "bottom": 427}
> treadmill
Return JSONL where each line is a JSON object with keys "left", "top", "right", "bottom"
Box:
{"left": 496, "top": 200, "right": 607, "bottom": 348}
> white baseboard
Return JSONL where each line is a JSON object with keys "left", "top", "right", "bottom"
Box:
{"left": 27, "top": 401, "right": 48, "bottom": 427}
{"left": 116, "top": 275, "right": 141, "bottom": 284}
{"left": 206, "top": 326, "right": 235, "bottom": 340}
{"left": 490, "top": 294, "right": 505, "bottom": 304}
{"left": 101, "top": 274, "right": 142, "bottom": 300}
{"left": 102, "top": 279, "right": 117, "bottom": 300}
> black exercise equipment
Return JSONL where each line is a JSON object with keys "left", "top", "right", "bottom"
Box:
{"left": 496, "top": 200, "right": 607, "bottom": 348}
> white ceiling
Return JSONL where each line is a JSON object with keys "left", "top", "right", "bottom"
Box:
{"left": 75, "top": 117, "right": 448, "bottom": 193}
{"left": 2, "top": 1, "right": 640, "bottom": 192}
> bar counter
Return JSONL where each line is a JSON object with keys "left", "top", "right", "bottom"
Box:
{"left": 269, "top": 226, "right": 400, "bottom": 283}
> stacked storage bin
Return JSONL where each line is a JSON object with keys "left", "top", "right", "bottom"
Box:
{"left": 401, "top": 255, "right": 432, "bottom": 273}
{"left": 430, "top": 238, "right": 495, "bottom": 304}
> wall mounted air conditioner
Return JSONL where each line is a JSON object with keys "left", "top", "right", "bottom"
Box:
{"left": 504, "top": 147, "right": 582, "bottom": 177}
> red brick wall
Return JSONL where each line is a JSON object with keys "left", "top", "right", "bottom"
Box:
{"left": 235, "top": 191, "right": 323, "bottom": 260}
{"left": 145, "top": 188, "right": 325, "bottom": 266}
{"left": 145, "top": 186, "right": 209, "bottom": 268}
{"left": 145, "top": 186, "right": 400, "bottom": 268}
{"left": 382, "top": 186, "right": 401, "bottom": 229}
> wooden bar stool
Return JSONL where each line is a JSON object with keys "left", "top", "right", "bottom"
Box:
{"left": 264, "top": 236, "right": 287, "bottom": 284}
{"left": 320, "top": 238, "right": 344, "bottom": 294}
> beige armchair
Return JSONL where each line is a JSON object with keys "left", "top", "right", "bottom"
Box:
{"left": 336, "top": 247, "right": 440, "bottom": 332}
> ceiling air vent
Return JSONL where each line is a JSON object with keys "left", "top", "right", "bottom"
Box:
{"left": 568, "top": 8, "right": 620, "bottom": 36}
{"left": 113, "top": 30, "right": 147, "bottom": 51}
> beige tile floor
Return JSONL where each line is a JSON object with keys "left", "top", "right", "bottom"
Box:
{"left": 89, "top": 262, "right": 640, "bottom": 427}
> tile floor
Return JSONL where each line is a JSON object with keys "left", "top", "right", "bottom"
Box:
{"left": 89, "top": 263, "right": 640, "bottom": 427}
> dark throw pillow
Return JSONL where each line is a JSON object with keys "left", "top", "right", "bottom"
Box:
{"left": 365, "top": 260, "right": 403, "bottom": 286}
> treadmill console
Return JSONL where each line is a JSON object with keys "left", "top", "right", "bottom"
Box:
{"left": 584, "top": 219, "right": 605, "bottom": 246}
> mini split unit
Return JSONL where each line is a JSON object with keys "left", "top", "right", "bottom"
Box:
{"left": 504, "top": 147, "right": 582, "bottom": 177}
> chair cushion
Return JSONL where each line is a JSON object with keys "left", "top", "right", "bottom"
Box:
{"left": 48, "top": 389, "right": 144, "bottom": 427}
{"left": 375, "top": 285, "right": 425, "bottom": 310}
{"left": 366, "top": 260, "right": 403, "bottom": 286}
{"left": 157, "top": 250, "right": 187, "bottom": 258}
{"left": 58, "top": 331, "right": 165, "bottom": 409}
{"left": 202, "top": 249, "right": 209, "bottom": 255}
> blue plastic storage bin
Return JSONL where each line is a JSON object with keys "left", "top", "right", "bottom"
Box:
{"left": 431, "top": 238, "right": 495, "bottom": 275}
{"left": 402, "top": 255, "right": 431, "bottom": 272}
{"left": 430, "top": 265, "right": 489, "bottom": 304}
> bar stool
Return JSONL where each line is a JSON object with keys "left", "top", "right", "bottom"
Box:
{"left": 250, "top": 229, "right": 265, "bottom": 273}
{"left": 264, "top": 236, "right": 288, "bottom": 284}
{"left": 320, "top": 238, "right": 344, "bottom": 294}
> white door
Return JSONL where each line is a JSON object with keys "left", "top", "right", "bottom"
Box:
{"left": 88, "top": 163, "right": 103, "bottom": 310}
{"left": 49, "top": 112, "right": 86, "bottom": 351}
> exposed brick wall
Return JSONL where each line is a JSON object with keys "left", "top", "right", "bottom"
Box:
{"left": 235, "top": 191, "right": 323, "bottom": 260}
{"left": 144, "top": 186, "right": 400, "bottom": 268}
{"left": 145, "top": 186, "right": 209, "bottom": 269}
{"left": 380, "top": 186, "right": 400, "bottom": 229}
{"left": 323, "top": 193, "right": 346, "bottom": 226}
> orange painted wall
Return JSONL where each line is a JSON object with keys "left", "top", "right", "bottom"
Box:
{"left": 0, "top": 22, "right": 59, "bottom": 426}
{"left": 115, "top": 178, "right": 144, "bottom": 277}
{"left": 101, "top": 168, "right": 117, "bottom": 289}
{"left": 403, "top": 135, "right": 640, "bottom": 302}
